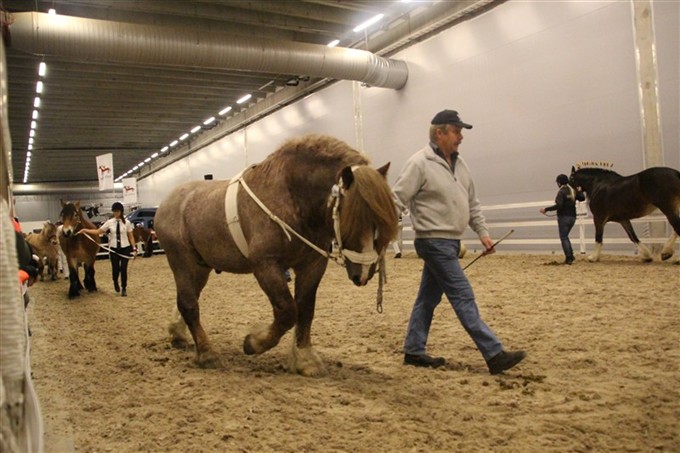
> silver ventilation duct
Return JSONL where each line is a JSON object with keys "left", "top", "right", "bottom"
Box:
{"left": 9, "top": 12, "right": 408, "bottom": 90}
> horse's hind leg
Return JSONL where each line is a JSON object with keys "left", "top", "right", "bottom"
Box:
{"left": 659, "top": 207, "right": 680, "bottom": 261}
{"left": 620, "top": 220, "right": 652, "bottom": 262}
{"left": 244, "top": 262, "right": 297, "bottom": 357}
{"left": 288, "top": 258, "right": 329, "bottom": 377}
{"left": 170, "top": 264, "right": 217, "bottom": 367}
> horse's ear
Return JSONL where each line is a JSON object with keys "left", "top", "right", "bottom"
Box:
{"left": 340, "top": 166, "right": 354, "bottom": 189}
{"left": 75, "top": 201, "right": 81, "bottom": 210}
{"left": 60, "top": 199, "right": 66, "bottom": 207}
{"left": 376, "top": 162, "right": 391, "bottom": 178}
{"left": 571, "top": 166, "right": 576, "bottom": 175}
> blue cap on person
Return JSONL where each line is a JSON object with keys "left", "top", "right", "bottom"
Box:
{"left": 431, "top": 109, "right": 473, "bottom": 129}
{"left": 111, "top": 202, "right": 124, "bottom": 213}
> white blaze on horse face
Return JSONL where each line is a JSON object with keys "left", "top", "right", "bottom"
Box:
{"left": 358, "top": 231, "right": 375, "bottom": 284}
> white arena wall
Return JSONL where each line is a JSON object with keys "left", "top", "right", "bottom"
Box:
{"left": 16, "top": 1, "right": 680, "bottom": 255}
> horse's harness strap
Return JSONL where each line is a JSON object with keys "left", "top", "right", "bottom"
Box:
{"left": 225, "top": 166, "right": 255, "bottom": 258}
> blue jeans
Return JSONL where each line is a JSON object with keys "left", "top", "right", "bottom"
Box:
{"left": 557, "top": 215, "right": 576, "bottom": 259}
{"left": 404, "top": 238, "right": 502, "bottom": 361}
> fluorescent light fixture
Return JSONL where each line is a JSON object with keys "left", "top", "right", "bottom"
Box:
{"left": 32, "top": 110, "right": 39, "bottom": 119}
{"left": 28, "top": 138, "right": 34, "bottom": 144}
{"left": 38, "top": 62, "right": 46, "bottom": 76}
{"left": 219, "top": 106, "right": 232, "bottom": 115}
{"left": 29, "top": 129, "right": 35, "bottom": 137}
{"left": 27, "top": 145, "right": 32, "bottom": 151}
{"left": 353, "top": 14, "right": 384, "bottom": 32}
{"left": 151, "top": 152, "right": 159, "bottom": 158}
{"left": 237, "top": 94, "right": 252, "bottom": 104}
{"left": 26, "top": 156, "right": 31, "bottom": 162}
{"left": 203, "top": 116, "right": 216, "bottom": 125}
{"left": 327, "top": 39, "right": 340, "bottom": 48}
{"left": 161, "top": 146, "right": 169, "bottom": 153}
{"left": 27, "top": 151, "right": 31, "bottom": 157}
{"left": 33, "top": 97, "right": 41, "bottom": 108}
{"left": 133, "top": 165, "right": 139, "bottom": 170}
{"left": 36, "top": 81, "right": 43, "bottom": 93}
{"left": 48, "top": 8, "right": 56, "bottom": 15}
{"left": 170, "top": 140, "right": 179, "bottom": 147}
{"left": 190, "top": 125, "right": 201, "bottom": 134}
{"left": 31, "top": 121, "right": 37, "bottom": 129}
{"left": 138, "top": 161, "right": 145, "bottom": 167}
{"left": 144, "top": 157, "right": 151, "bottom": 163}
{"left": 179, "top": 133, "right": 189, "bottom": 141}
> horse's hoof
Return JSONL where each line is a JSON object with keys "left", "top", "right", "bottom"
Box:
{"left": 661, "top": 253, "right": 673, "bottom": 261}
{"left": 171, "top": 337, "right": 190, "bottom": 349}
{"left": 243, "top": 335, "right": 258, "bottom": 355}
{"left": 195, "top": 351, "right": 221, "bottom": 369}
{"left": 68, "top": 292, "right": 80, "bottom": 299}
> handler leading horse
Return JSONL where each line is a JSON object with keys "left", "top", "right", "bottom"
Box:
{"left": 155, "top": 134, "right": 398, "bottom": 376}
{"left": 59, "top": 201, "right": 100, "bottom": 298}
{"left": 570, "top": 165, "right": 680, "bottom": 262}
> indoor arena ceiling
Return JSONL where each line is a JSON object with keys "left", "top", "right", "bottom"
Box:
{"left": 2, "top": 0, "right": 497, "bottom": 189}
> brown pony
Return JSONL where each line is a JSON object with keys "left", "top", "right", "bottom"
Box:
{"left": 25, "top": 221, "right": 60, "bottom": 281}
{"left": 59, "top": 201, "right": 100, "bottom": 298}
{"left": 155, "top": 134, "right": 398, "bottom": 376}
{"left": 132, "top": 225, "right": 154, "bottom": 257}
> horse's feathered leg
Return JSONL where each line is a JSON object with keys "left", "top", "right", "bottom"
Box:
{"left": 619, "top": 220, "right": 652, "bottom": 262}
{"left": 244, "top": 262, "right": 296, "bottom": 356}
{"left": 288, "top": 257, "right": 329, "bottom": 377}
{"left": 170, "top": 263, "right": 216, "bottom": 367}
{"left": 67, "top": 262, "right": 81, "bottom": 299}
{"left": 589, "top": 216, "right": 606, "bottom": 262}
{"left": 658, "top": 206, "right": 680, "bottom": 261}
{"left": 83, "top": 262, "right": 98, "bottom": 292}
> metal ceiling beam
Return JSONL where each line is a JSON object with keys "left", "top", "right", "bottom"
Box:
{"left": 9, "top": 12, "right": 409, "bottom": 90}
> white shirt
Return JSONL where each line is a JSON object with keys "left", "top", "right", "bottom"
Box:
{"left": 100, "top": 218, "right": 133, "bottom": 248}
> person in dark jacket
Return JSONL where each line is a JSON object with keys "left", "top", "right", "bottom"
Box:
{"left": 540, "top": 174, "right": 585, "bottom": 264}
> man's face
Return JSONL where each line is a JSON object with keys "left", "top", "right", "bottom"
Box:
{"left": 436, "top": 125, "right": 464, "bottom": 155}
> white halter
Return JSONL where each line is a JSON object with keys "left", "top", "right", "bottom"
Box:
{"left": 225, "top": 166, "right": 381, "bottom": 268}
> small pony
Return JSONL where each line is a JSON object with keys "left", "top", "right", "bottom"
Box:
{"left": 570, "top": 165, "right": 680, "bottom": 262}
{"left": 59, "top": 201, "right": 101, "bottom": 298}
{"left": 25, "top": 221, "right": 60, "bottom": 281}
{"left": 155, "top": 134, "right": 398, "bottom": 376}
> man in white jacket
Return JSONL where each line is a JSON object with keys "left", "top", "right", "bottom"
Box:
{"left": 392, "top": 109, "right": 526, "bottom": 374}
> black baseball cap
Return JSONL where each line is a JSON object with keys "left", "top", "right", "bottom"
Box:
{"left": 431, "top": 110, "right": 473, "bottom": 129}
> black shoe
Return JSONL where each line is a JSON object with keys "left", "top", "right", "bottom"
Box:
{"left": 121, "top": 288, "right": 127, "bottom": 297}
{"left": 565, "top": 256, "right": 575, "bottom": 265}
{"left": 394, "top": 253, "right": 402, "bottom": 259}
{"left": 114, "top": 281, "right": 120, "bottom": 293}
{"left": 404, "top": 353, "right": 446, "bottom": 368}
{"left": 487, "top": 350, "right": 526, "bottom": 375}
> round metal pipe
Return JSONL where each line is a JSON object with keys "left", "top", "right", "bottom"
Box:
{"left": 10, "top": 12, "right": 408, "bottom": 90}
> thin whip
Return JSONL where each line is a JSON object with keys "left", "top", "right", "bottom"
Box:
{"left": 462, "top": 229, "right": 514, "bottom": 271}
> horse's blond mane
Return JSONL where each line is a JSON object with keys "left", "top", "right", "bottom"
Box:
{"left": 339, "top": 167, "right": 398, "bottom": 251}
{"left": 575, "top": 160, "right": 614, "bottom": 170}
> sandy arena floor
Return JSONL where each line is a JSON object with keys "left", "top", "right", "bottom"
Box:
{"left": 25, "top": 251, "right": 679, "bottom": 452}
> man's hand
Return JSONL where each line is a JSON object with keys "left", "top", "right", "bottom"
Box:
{"left": 480, "top": 236, "right": 495, "bottom": 256}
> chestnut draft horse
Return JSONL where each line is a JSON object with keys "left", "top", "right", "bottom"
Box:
{"left": 570, "top": 165, "right": 680, "bottom": 262}
{"left": 25, "top": 221, "right": 60, "bottom": 281}
{"left": 59, "top": 201, "right": 101, "bottom": 298}
{"left": 155, "top": 134, "right": 398, "bottom": 376}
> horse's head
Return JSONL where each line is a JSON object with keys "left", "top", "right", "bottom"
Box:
{"left": 570, "top": 165, "right": 620, "bottom": 195}
{"left": 333, "top": 163, "right": 398, "bottom": 286}
{"left": 59, "top": 200, "right": 83, "bottom": 237}
{"left": 42, "top": 221, "right": 59, "bottom": 245}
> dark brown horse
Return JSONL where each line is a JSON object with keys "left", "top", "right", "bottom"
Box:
{"left": 570, "top": 165, "right": 680, "bottom": 262}
{"left": 155, "top": 134, "right": 398, "bottom": 376}
{"left": 59, "top": 201, "right": 101, "bottom": 298}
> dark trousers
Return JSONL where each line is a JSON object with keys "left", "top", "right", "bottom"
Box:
{"left": 557, "top": 215, "right": 577, "bottom": 260}
{"left": 110, "top": 246, "right": 132, "bottom": 288}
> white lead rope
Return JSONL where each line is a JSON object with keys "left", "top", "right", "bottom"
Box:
{"left": 80, "top": 232, "right": 136, "bottom": 260}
